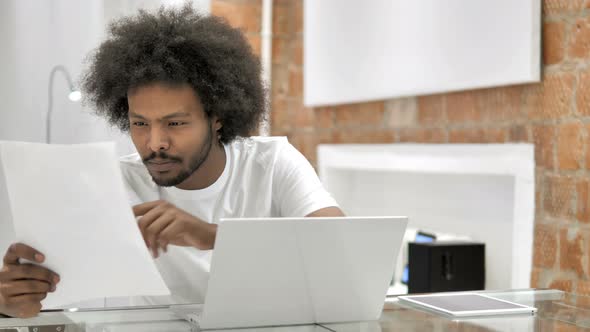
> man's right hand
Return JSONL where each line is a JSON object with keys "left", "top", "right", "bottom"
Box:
{"left": 0, "top": 243, "right": 60, "bottom": 318}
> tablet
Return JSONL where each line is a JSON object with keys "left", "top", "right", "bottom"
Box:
{"left": 398, "top": 293, "right": 537, "bottom": 317}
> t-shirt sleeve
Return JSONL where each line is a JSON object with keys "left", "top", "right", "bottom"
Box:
{"left": 272, "top": 142, "right": 339, "bottom": 217}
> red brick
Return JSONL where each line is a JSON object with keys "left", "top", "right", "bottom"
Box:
{"left": 289, "top": 131, "right": 317, "bottom": 164}
{"left": 294, "top": 0, "right": 303, "bottom": 34}
{"left": 332, "top": 104, "right": 358, "bottom": 125}
{"left": 544, "top": 175, "right": 576, "bottom": 219}
{"left": 544, "top": 21, "right": 566, "bottom": 65}
{"left": 211, "top": 1, "right": 261, "bottom": 32}
{"left": 245, "top": 34, "right": 261, "bottom": 57}
{"left": 524, "top": 73, "right": 574, "bottom": 120}
{"left": 484, "top": 128, "right": 507, "bottom": 143}
{"left": 272, "top": 37, "right": 289, "bottom": 64}
{"left": 292, "top": 37, "right": 303, "bottom": 66}
{"left": 386, "top": 98, "right": 417, "bottom": 128}
{"left": 548, "top": 278, "right": 574, "bottom": 292}
{"left": 533, "top": 223, "right": 558, "bottom": 268}
{"left": 448, "top": 128, "right": 485, "bottom": 143}
{"left": 358, "top": 101, "right": 386, "bottom": 113}
{"left": 577, "top": 179, "right": 590, "bottom": 223}
{"left": 291, "top": 100, "right": 314, "bottom": 128}
{"left": 399, "top": 129, "right": 446, "bottom": 143}
{"left": 417, "top": 95, "right": 445, "bottom": 125}
{"left": 272, "top": 65, "right": 289, "bottom": 96}
{"left": 270, "top": 97, "right": 290, "bottom": 129}
{"left": 536, "top": 172, "right": 544, "bottom": 218}
{"left": 569, "top": 17, "right": 590, "bottom": 59}
{"left": 560, "top": 228, "right": 586, "bottom": 277}
{"left": 509, "top": 125, "right": 529, "bottom": 142}
{"left": 578, "top": 279, "right": 590, "bottom": 297}
{"left": 332, "top": 129, "right": 395, "bottom": 144}
{"left": 557, "top": 122, "right": 584, "bottom": 170}
{"left": 314, "top": 107, "right": 334, "bottom": 130}
{"left": 316, "top": 130, "right": 333, "bottom": 145}
{"left": 270, "top": 127, "right": 291, "bottom": 137}
{"left": 543, "top": 0, "right": 586, "bottom": 15}
{"left": 334, "top": 102, "right": 385, "bottom": 127}
{"left": 287, "top": 67, "right": 303, "bottom": 97}
{"left": 552, "top": 321, "right": 584, "bottom": 332}
{"left": 530, "top": 268, "right": 542, "bottom": 288}
{"left": 446, "top": 91, "right": 482, "bottom": 123}
{"left": 576, "top": 280, "right": 590, "bottom": 308}
{"left": 532, "top": 125, "right": 555, "bottom": 169}
{"left": 272, "top": 2, "right": 290, "bottom": 36}
{"left": 478, "top": 86, "right": 524, "bottom": 122}
{"left": 576, "top": 68, "right": 590, "bottom": 116}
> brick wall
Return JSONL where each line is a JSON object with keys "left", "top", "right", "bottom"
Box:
{"left": 212, "top": 0, "right": 590, "bottom": 294}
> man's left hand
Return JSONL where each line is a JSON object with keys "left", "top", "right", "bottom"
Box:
{"left": 133, "top": 200, "right": 217, "bottom": 258}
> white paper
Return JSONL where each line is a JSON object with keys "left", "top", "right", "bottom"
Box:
{"left": 0, "top": 141, "right": 170, "bottom": 308}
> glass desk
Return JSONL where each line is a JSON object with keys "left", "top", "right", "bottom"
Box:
{"left": 1, "top": 289, "right": 589, "bottom": 331}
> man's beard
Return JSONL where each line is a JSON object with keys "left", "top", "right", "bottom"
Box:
{"left": 143, "top": 123, "right": 214, "bottom": 187}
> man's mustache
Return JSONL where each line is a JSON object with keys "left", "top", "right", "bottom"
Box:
{"left": 143, "top": 152, "right": 183, "bottom": 163}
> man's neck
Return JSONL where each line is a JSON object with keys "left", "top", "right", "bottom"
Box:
{"left": 174, "top": 142, "right": 226, "bottom": 190}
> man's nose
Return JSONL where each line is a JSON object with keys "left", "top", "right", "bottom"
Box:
{"left": 148, "top": 127, "right": 170, "bottom": 152}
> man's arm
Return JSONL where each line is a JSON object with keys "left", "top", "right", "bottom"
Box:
{"left": 273, "top": 142, "right": 342, "bottom": 217}
{"left": 134, "top": 200, "right": 217, "bottom": 257}
{"left": 306, "top": 207, "right": 345, "bottom": 217}
{"left": 135, "top": 202, "right": 344, "bottom": 257}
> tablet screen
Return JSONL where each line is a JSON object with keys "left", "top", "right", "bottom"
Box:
{"left": 400, "top": 293, "right": 534, "bottom": 315}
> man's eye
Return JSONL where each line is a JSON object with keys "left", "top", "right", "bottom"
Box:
{"left": 169, "top": 122, "right": 185, "bottom": 126}
{"left": 132, "top": 122, "right": 147, "bottom": 127}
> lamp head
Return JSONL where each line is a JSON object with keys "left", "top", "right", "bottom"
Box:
{"left": 68, "top": 90, "right": 82, "bottom": 102}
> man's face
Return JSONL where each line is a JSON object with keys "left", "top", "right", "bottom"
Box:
{"left": 128, "top": 83, "right": 216, "bottom": 187}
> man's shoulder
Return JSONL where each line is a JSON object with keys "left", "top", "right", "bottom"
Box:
{"left": 230, "top": 136, "right": 291, "bottom": 166}
{"left": 230, "top": 136, "right": 289, "bottom": 151}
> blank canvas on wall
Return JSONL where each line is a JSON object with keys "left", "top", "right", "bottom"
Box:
{"left": 304, "top": 0, "right": 541, "bottom": 107}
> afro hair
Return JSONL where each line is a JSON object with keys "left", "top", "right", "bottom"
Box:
{"left": 81, "top": 5, "right": 266, "bottom": 143}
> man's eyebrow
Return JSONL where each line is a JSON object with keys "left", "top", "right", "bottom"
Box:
{"left": 128, "top": 111, "right": 191, "bottom": 119}
{"left": 128, "top": 112, "right": 146, "bottom": 119}
{"left": 161, "top": 111, "right": 191, "bottom": 119}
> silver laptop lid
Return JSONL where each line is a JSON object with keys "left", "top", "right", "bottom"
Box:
{"left": 200, "top": 216, "right": 408, "bottom": 329}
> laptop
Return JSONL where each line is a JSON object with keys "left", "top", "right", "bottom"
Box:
{"left": 181, "top": 216, "right": 408, "bottom": 330}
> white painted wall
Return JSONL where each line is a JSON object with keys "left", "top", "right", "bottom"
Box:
{"left": 0, "top": 0, "right": 210, "bottom": 156}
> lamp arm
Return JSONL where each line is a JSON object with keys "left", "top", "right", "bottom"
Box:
{"left": 47, "top": 65, "right": 76, "bottom": 143}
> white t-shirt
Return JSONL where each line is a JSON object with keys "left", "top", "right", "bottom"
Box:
{"left": 119, "top": 136, "right": 338, "bottom": 305}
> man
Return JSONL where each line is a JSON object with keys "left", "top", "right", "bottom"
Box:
{"left": 0, "top": 5, "right": 343, "bottom": 318}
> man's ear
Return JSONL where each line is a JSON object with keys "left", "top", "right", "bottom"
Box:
{"left": 213, "top": 118, "right": 222, "bottom": 132}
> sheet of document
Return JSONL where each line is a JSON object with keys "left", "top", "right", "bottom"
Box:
{"left": 0, "top": 141, "right": 170, "bottom": 308}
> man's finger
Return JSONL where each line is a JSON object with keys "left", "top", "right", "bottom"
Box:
{"left": 5, "top": 295, "right": 44, "bottom": 318}
{"left": 133, "top": 200, "right": 163, "bottom": 217}
{"left": 3, "top": 243, "right": 45, "bottom": 265}
{"left": 145, "top": 212, "right": 174, "bottom": 248}
{"left": 9, "top": 293, "right": 48, "bottom": 304}
{"left": 1, "top": 280, "right": 52, "bottom": 297}
{"left": 7, "top": 264, "right": 59, "bottom": 284}
{"left": 159, "top": 222, "right": 185, "bottom": 244}
{"left": 138, "top": 205, "right": 168, "bottom": 244}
